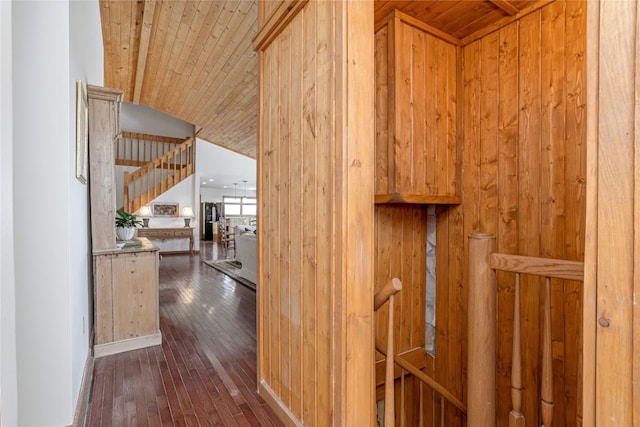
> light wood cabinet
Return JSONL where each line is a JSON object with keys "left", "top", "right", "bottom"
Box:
{"left": 87, "top": 85, "right": 123, "bottom": 250}
{"left": 375, "top": 11, "right": 460, "bottom": 204}
{"left": 93, "top": 239, "right": 161, "bottom": 357}
{"left": 87, "top": 85, "right": 162, "bottom": 357}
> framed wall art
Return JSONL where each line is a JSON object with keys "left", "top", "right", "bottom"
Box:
{"left": 152, "top": 202, "right": 179, "bottom": 217}
{"left": 75, "top": 80, "right": 88, "bottom": 184}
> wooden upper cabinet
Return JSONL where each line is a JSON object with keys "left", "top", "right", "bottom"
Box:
{"left": 375, "top": 11, "right": 460, "bottom": 204}
{"left": 88, "top": 85, "right": 123, "bottom": 250}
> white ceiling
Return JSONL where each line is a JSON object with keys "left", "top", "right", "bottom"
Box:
{"left": 196, "top": 139, "right": 256, "bottom": 192}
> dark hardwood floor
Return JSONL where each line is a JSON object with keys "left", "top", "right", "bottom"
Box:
{"left": 86, "top": 242, "right": 284, "bottom": 426}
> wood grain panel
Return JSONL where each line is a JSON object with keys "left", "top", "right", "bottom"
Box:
{"left": 563, "top": 3, "right": 586, "bottom": 424}
{"left": 586, "top": 1, "right": 639, "bottom": 424}
{"left": 373, "top": 0, "right": 532, "bottom": 39}
{"left": 433, "top": 3, "right": 588, "bottom": 425}
{"left": 88, "top": 85, "right": 123, "bottom": 251}
{"left": 256, "top": 1, "right": 374, "bottom": 424}
{"left": 375, "top": 11, "right": 458, "bottom": 199}
{"left": 374, "top": 205, "right": 427, "bottom": 357}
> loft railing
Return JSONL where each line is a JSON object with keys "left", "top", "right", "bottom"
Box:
{"left": 467, "top": 233, "right": 584, "bottom": 427}
{"left": 116, "top": 132, "right": 189, "bottom": 166}
{"left": 122, "top": 137, "right": 195, "bottom": 214}
{"left": 374, "top": 278, "right": 467, "bottom": 427}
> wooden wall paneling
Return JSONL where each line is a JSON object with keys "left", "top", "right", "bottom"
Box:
{"left": 336, "top": 0, "right": 376, "bottom": 422}
{"left": 495, "top": 21, "right": 519, "bottom": 427}
{"left": 412, "top": 27, "right": 427, "bottom": 195}
{"left": 635, "top": 2, "right": 640, "bottom": 420}
{"left": 434, "top": 204, "right": 451, "bottom": 421}
{"left": 541, "top": 3, "right": 568, "bottom": 425}
{"left": 456, "top": 3, "right": 587, "bottom": 424}
{"left": 374, "top": 207, "right": 391, "bottom": 361}
{"left": 256, "top": 1, "right": 374, "bottom": 424}
{"left": 263, "top": 38, "right": 277, "bottom": 401}
{"left": 435, "top": 40, "right": 449, "bottom": 197}
{"left": 461, "top": 42, "right": 482, "bottom": 424}
{"left": 410, "top": 207, "right": 426, "bottom": 349}
{"left": 515, "top": 11, "right": 542, "bottom": 427}
{"left": 563, "top": 1, "right": 586, "bottom": 424}
{"left": 389, "top": 207, "right": 405, "bottom": 352}
{"left": 394, "top": 16, "right": 413, "bottom": 193}
{"left": 300, "top": 2, "right": 318, "bottom": 422}
{"left": 288, "top": 12, "right": 303, "bottom": 418}
{"left": 399, "top": 209, "right": 413, "bottom": 351}
{"left": 635, "top": 3, "right": 640, "bottom": 422}
{"left": 278, "top": 22, "right": 292, "bottom": 412}
{"left": 478, "top": 31, "right": 499, "bottom": 236}
{"left": 374, "top": 205, "right": 426, "bottom": 357}
{"left": 314, "top": 1, "right": 333, "bottom": 421}
{"left": 375, "top": 25, "right": 390, "bottom": 195}
{"left": 589, "top": 1, "right": 638, "bottom": 424}
{"left": 374, "top": 11, "right": 459, "bottom": 200}
{"left": 424, "top": 33, "right": 437, "bottom": 196}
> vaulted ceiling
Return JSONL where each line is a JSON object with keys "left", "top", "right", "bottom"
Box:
{"left": 100, "top": 0, "right": 538, "bottom": 159}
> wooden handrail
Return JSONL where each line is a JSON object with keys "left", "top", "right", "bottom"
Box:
{"left": 116, "top": 132, "right": 189, "bottom": 165}
{"left": 374, "top": 278, "right": 402, "bottom": 427}
{"left": 123, "top": 137, "right": 195, "bottom": 213}
{"left": 469, "top": 233, "right": 585, "bottom": 427}
{"left": 490, "top": 253, "right": 584, "bottom": 281}
{"left": 374, "top": 277, "right": 402, "bottom": 311}
{"left": 375, "top": 339, "right": 467, "bottom": 414}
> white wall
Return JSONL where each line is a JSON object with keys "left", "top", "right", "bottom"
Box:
{"left": 13, "top": 3, "right": 72, "bottom": 424}
{"left": 196, "top": 138, "right": 257, "bottom": 188}
{"left": 200, "top": 187, "right": 257, "bottom": 203}
{"left": 121, "top": 102, "right": 194, "bottom": 139}
{"left": 9, "top": 1, "right": 103, "bottom": 425}
{"left": 0, "top": 1, "right": 18, "bottom": 424}
{"left": 69, "top": 0, "right": 103, "bottom": 414}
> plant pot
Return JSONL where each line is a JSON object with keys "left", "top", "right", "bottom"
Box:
{"left": 116, "top": 227, "right": 136, "bottom": 241}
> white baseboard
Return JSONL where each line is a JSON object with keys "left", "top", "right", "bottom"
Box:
{"left": 94, "top": 332, "right": 162, "bottom": 358}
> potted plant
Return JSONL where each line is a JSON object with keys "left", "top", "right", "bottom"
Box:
{"left": 115, "top": 210, "right": 142, "bottom": 241}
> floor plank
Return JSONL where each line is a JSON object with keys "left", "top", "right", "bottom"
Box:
{"left": 86, "top": 242, "right": 283, "bottom": 426}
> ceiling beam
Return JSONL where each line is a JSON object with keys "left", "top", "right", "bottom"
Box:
{"left": 132, "top": 0, "right": 156, "bottom": 104}
{"left": 488, "top": 0, "right": 519, "bottom": 16}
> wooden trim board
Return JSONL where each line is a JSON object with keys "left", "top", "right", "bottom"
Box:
{"left": 94, "top": 332, "right": 161, "bottom": 358}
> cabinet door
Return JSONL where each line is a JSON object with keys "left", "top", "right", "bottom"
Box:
{"left": 111, "top": 251, "right": 158, "bottom": 341}
{"left": 94, "top": 254, "right": 114, "bottom": 344}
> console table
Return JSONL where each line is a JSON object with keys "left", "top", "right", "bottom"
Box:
{"left": 137, "top": 227, "right": 194, "bottom": 254}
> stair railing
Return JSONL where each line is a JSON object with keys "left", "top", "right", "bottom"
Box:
{"left": 467, "top": 232, "right": 584, "bottom": 427}
{"left": 123, "top": 137, "right": 195, "bottom": 213}
{"left": 375, "top": 278, "right": 467, "bottom": 426}
{"left": 116, "top": 132, "right": 189, "bottom": 166}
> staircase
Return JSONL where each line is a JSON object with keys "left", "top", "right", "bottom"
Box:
{"left": 117, "top": 132, "right": 196, "bottom": 214}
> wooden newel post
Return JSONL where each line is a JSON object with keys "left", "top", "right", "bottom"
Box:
{"left": 467, "top": 232, "right": 497, "bottom": 426}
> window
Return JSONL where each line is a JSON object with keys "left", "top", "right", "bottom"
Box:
{"left": 223, "top": 196, "right": 257, "bottom": 217}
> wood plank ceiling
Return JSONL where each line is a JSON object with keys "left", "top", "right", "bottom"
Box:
{"left": 101, "top": 0, "right": 535, "bottom": 159}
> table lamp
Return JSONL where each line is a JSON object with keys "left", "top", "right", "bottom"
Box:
{"left": 181, "top": 206, "right": 194, "bottom": 227}
{"left": 137, "top": 205, "right": 153, "bottom": 228}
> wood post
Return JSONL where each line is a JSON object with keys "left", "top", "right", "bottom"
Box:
{"left": 373, "top": 278, "right": 402, "bottom": 427}
{"left": 509, "top": 273, "right": 525, "bottom": 427}
{"left": 467, "top": 232, "right": 497, "bottom": 426}
{"left": 384, "top": 293, "right": 395, "bottom": 427}
{"left": 541, "top": 277, "right": 554, "bottom": 426}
